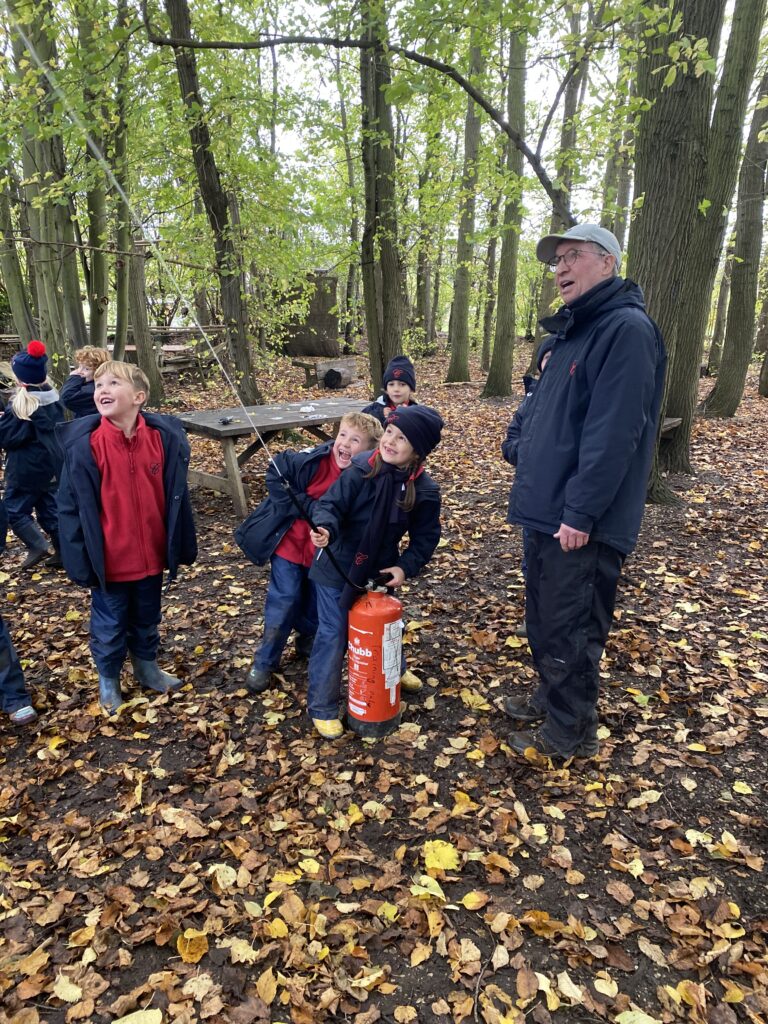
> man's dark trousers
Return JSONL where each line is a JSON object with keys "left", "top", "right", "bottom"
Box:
{"left": 524, "top": 530, "right": 624, "bottom": 756}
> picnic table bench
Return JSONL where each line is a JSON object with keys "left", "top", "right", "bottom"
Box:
{"left": 178, "top": 397, "right": 368, "bottom": 517}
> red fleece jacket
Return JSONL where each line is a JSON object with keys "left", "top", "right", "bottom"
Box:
{"left": 90, "top": 416, "right": 166, "bottom": 582}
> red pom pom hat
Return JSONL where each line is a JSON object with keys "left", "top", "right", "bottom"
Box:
{"left": 12, "top": 340, "right": 49, "bottom": 386}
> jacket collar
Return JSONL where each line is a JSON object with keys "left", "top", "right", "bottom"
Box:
{"left": 540, "top": 276, "right": 631, "bottom": 336}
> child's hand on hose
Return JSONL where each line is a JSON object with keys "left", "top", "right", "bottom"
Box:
{"left": 379, "top": 566, "right": 405, "bottom": 587}
{"left": 310, "top": 527, "right": 330, "bottom": 548}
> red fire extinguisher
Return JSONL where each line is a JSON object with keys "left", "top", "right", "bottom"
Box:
{"left": 347, "top": 582, "right": 403, "bottom": 738}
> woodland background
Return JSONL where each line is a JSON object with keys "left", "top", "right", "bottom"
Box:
{"left": 0, "top": 1, "right": 767, "bottom": 1023}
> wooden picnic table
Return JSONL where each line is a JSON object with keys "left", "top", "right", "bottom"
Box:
{"left": 178, "top": 397, "right": 368, "bottom": 517}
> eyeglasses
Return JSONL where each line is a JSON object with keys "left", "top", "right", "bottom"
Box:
{"left": 547, "top": 248, "right": 602, "bottom": 272}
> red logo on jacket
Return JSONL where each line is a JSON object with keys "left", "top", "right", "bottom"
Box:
{"left": 354, "top": 552, "right": 368, "bottom": 566}
{"left": 569, "top": 361, "right": 577, "bottom": 376}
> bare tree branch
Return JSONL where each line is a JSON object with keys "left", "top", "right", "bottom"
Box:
{"left": 140, "top": 6, "right": 575, "bottom": 226}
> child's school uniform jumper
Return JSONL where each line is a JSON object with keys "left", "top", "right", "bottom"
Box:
{"left": 57, "top": 412, "right": 196, "bottom": 676}
{"left": 60, "top": 375, "right": 98, "bottom": 418}
{"left": 361, "top": 394, "right": 419, "bottom": 427}
{"left": 235, "top": 440, "right": 342, "bottom": 673}
{"left": 306, "top": 451, "right": 441, "bottom": 720}
{"left": 0, "top": 387, "right": 64, "bottom": 554}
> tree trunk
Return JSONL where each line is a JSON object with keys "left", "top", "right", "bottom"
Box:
{"left": 129, "top": 237, "right": 165, "bottom": 404}
{"left": 0, "top": 181, "right": 36, "bottom": 342}
{"left": 78, "top": 6, "right": 110, "bottom": 348}
{"left": 535, "top": 9, "right": 588, "bottom": 334}
{"left": 662, "top": 0, "right": 765, "bottom": 471}
{"left": 702, "top": 69, "right": 768, "bottom": 417}
{"left": 164, "top": 0, "right": 260, "bottom": 404}
{"left": 359, "top": 0, "right": 408, "bottom": 386}
{"left": 759, "top": 348, "right": 768, "bottom": 395}
{"left": 627, "top": 0, "right": 728, "bottom": 500}
{"left": 333, "top": 51, "right": 361, "bottom": 349}
{"left": 447, "top": 43, "right": 484, "bottom": 383}
{"left": 753, "top": 275, "right": 768, "bottom": 353}
{"left": 601, "top": 51, "right": 635, "bottom": 249}
{"left": 483, "top": 32, "right": 526, "bottom": 398}
{"left": 480, "top": 183, "right": 502, "bottom": 373}
{"left": 705, "top": 251, "right": 733, "bottom": 375}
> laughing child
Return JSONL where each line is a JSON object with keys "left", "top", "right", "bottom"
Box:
{"left": 236, "top": 411, "right": 383, "bottom": 692}
{"left": 57, "top": 361, "right": 197, "bottom": 713}
{"left": 307, "top": 405, "right": 443, "bottom": 739}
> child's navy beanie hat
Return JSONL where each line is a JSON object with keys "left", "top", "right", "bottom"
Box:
{"left": 12, "top": 340, "right": 48, "bottom": 385}
{"left": 386, "top": 404, "right": 443, "bottom": 458}
{"left": 382, "top": 355, "right": 416, "bottom": 392}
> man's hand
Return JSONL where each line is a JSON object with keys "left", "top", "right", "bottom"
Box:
{"left": 379, "top": 566, "right": 406, "bottom": 587}
{"left": 554, "top": 523, "right": 590, "bottom": 552}
{"left": 310, "top": 527, "right": 330, "bottom": 548}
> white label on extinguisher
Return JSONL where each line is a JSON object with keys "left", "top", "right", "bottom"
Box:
{"left": 382, "top": 620, "right": 403, "bottom": 706}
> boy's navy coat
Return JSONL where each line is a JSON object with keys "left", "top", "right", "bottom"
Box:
{"left": 361, "top": 395, "right": 419, "bottom": 426}
{"left": 308, "top": 451, "right": 441, "bottom": 589}
{"left": 60, "top": 375, "right": 98, "bottom": 418}
{"left": 507, "top": 278, "right": 666, "bottom": 554}
{"left": 56, "top": 412, "right": 197, "bottom": 590}
{"left": 0, "top": 390, "right": 64, "bottom": 491}
{"left": 234, "top": 441, "right": 334, "bottom": 566}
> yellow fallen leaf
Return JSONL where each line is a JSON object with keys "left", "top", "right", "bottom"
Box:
{"left": 615, "top": 1012, "right": 662, "bottom": 1024}
{"left": 459, "top": 687, "right": 491, "bottom": 711}
{"left": 394, "top": 1007, "right": 417, "bottom": 1023}
{"left": 410, "top": 942, "right": 432, "bottom": 966}
{"left": 53, "top": 974, "right": 83, "bottom": 1002}
{"left": 722, "top": 980, "right": 745, "bottom": 1003}
{"left": 733, "top": 781, "right": 752, "bottom": 795}
{"left": 272, "top": 868, "right": 302, "bottom": 884}
{"left": 593, "top": 975, "right": 618, "bottom": 998}
{"left": 256, "top": 967, "right": 277, "bottom": 1005}
{"left": 265, "top": 918, "right": 289, "bottom": 938}
{"left": 423, "top": 839, "right": 460, "bottom": 872}
{"left": 177, "top": 928, "right": 208, "bottom": 964}
{"left": 410, "top": 875, "right": 446, "bottom": 901}
{"left": 377, "top": 902, "right": 399, "bottom": 923}
{"left": 16, "top": 945, "right": 50, "bottom": 976}
{"left": 113, "top": 1011, "right": 163, "bottom": 1024}
{"left": 47, "top": 735, "right": 67, "bottom": 752}
{"left": 461, "top": 890, "right": 490, "bottom": 911}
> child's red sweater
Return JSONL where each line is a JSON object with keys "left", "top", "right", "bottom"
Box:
{"left": 90, "top": 416, "right": 166, "bottom": 582}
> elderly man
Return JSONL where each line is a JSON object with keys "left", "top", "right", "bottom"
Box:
{"left": 504, "top": 223, "right": 667, "bottom": 760}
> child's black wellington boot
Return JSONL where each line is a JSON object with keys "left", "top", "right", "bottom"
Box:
{"left": 131, "top": 656, "right": 182, "bottom": 693}
{"left": 99, "top": 675, "right": 123, "bottom": 714}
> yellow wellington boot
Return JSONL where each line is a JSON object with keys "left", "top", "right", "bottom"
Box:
{"left": 312, "top": 718, "right": 344, "bottom": 739}
{"left": 399, "top": 670, "right": 423, "bottom": 693}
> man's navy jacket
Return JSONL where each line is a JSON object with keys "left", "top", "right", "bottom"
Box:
{"left": 507, "top": 276, "right": 667, "bottom": 555}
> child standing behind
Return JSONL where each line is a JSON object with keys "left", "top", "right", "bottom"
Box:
{"left": 307, "top": 405, "right": 443, "bottom": 739}
{"left": 0, "top": 613, "right": 38, "bottom": 726}
{"left": 57, "top": 361, "right": 197, "bottom": 713}
{"left": 0, "top": 341, "right": 64, "bottom": 570}
{"left": 362, "top": 355, "right": 418, "bottom": 426}
{"left": 235, "top": 412, "right": 382, "bottom": 693}
{"left": 60, "top": 345, "right": 110, "bottom": 418}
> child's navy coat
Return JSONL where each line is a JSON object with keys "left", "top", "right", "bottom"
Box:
{"left": 308, "top": 451, "right": 441, "bottom": 590}
{"left": 0, "top": 391, "right": 64, "bottom": 491}
{"left": 234, "top": 441, "right": 334, "bottom": 566}
{"left": 56, "top": 413, "right": 197, "bottom": 590}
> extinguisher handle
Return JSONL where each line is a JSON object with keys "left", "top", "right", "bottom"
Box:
{"left": 369, "top": 572, "right": 394, "bottom": 589}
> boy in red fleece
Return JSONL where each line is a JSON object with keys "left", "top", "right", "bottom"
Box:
{"left": 57, "top": 361, "right": 197, "bottom": 713}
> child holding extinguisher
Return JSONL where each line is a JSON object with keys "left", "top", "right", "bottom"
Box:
{"left": 308, "top": 405, "right": 443, "bottom": 739}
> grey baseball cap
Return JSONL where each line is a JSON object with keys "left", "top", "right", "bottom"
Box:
{"left": 537, "top": 223, "right": 622, "bottom": 272}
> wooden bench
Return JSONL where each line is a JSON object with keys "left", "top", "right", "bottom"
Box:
{"left": 178, "top": 398, "right": 368, "bottom": 517}
{"left": 292, "top": 355, "right": 359, "bottom": 388}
